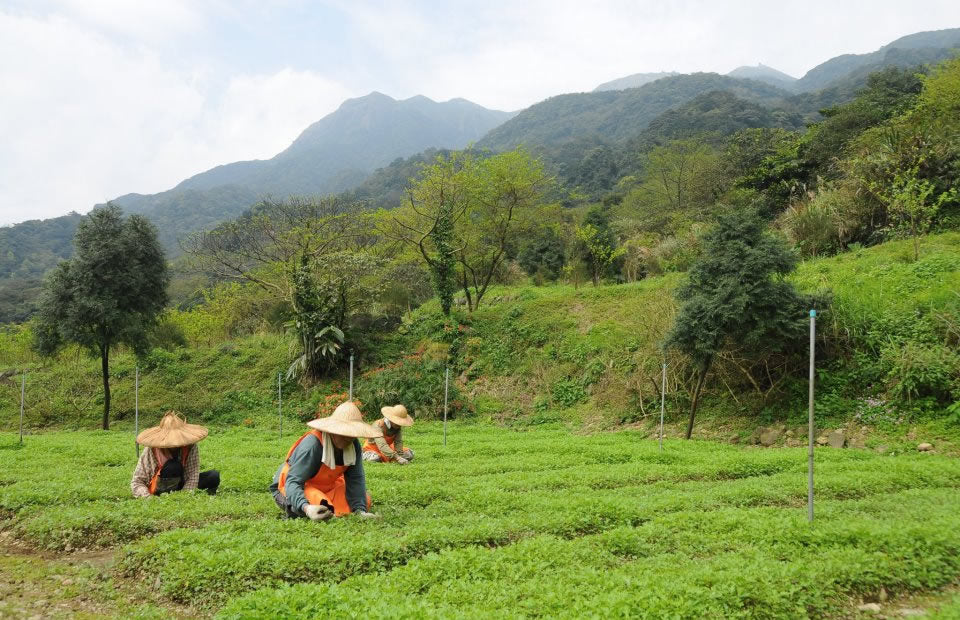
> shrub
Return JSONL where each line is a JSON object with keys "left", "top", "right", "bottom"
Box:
{"left": 355, "top": 351, "right": 466, "bottom": 420}
{"left": 881, "top": 341, "right": 960, "bottom": 403}
{"left": 147, "top": 315, "right": 188, "bottom": 351}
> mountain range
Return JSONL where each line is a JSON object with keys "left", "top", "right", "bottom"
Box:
{"left": 1, "top": 26, "right": 959, "bottom": 323}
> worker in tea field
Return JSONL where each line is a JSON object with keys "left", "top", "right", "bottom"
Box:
{"left": 131, "top": 411, "right": 221, "bottom": 497}
{"left": 270, "top": 401, "right": 381, "bottom": 521}
{"left": 362, "top": 404, "right": 415, "bottom": 464}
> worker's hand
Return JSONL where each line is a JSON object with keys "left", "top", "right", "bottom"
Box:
{"left": 395, "top": 456, "right": 409, "bottom": 465}
{"left": 303, "top": 504, "right": 332, "bottom": 522}
{"left": 355, "top": 510, "right": 381, "bottom": 520}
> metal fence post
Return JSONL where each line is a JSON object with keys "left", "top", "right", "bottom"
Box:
{"left": 19, "top": 370, "right": 26, "bottom": 444}
{"left": 135, "top": 366, "right": 140, "bottom": 457}
{"left": 278, "top": 372, "right": 282, "bottom": 441}
{"left": 443, "top": 367, "right": 449, "bottom": 447}
{"left": 660, "top": 360, "right": 666, "bottom": 453}
{"left": 808, "top": 309, "right": 816, "bottom": 523}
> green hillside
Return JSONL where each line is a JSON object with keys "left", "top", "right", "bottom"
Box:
{"left": 477, "top": 73, "right": 791, "bottom": 152}
{"left": 3, "top": 232, "right": 957, "bottom": 444}
{"left": 794, "top": 27, "right": 960, "bottom": 92}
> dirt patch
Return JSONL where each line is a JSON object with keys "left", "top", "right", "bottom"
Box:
{"left": 0, "top": 541, "right": 201, "bottom": 618}
{"left": 0, "top": 548, "right": 117, "bottom": 619}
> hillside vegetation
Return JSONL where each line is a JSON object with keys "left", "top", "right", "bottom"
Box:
{"left": 3, "top": 232, "right": 957, "bottom": 443}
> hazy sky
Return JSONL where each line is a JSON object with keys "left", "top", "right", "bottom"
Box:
{"left": 1, "top": 0, "right": 958, "bottom": 226}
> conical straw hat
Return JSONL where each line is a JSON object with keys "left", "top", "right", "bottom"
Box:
{"left": 136, "top": 411, "right": 208, "bottom": 448}
{"left": 307, "top": 401, "right": 382, "bottom": 438}
{"left": 381, "top": 404, "right": 414, "bottom": 427}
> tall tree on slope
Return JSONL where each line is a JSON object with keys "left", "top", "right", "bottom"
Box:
{"left": 664, "top": 208, "right": 808, "bottom": 439}
{"left": 33, "top": 205, "right": 169, "bottom": 430}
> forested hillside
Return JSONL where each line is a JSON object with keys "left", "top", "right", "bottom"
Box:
{"left": 794, "top": 27, "right": 960, "bottom": 91}
{"left": 477, "top": 73, "right": 791, "bottom": 153}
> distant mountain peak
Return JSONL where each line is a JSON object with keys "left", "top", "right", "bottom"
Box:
{"left": 593, "top": 71, "right": 680, "bottom": 92}
{"left": 726, "top": 64, "right": 798, "bottom": 90}
{"left": 796, "top": 27, "right": 960, "bottom": 92}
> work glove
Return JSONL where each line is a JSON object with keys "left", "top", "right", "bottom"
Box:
{"left": 303, "top": 504, "right": 332, "bottom": 521}
{"left": 395, "top": 456, "right": 409, "bottom": 465}
{"left": 355, "top": 510, "right": 381, "bottom": 520}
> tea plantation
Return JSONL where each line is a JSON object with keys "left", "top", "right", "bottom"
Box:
{"left": 3, "top": 423, "right": 960, "bottom": 618}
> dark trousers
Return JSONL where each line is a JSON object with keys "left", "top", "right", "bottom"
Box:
{"left": 156, "top": 458, "right": 220, "bottom": 495}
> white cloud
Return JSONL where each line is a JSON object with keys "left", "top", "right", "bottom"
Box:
{"left": 2, "top": 0, "right": 959, "bottom": 226}
{"left": 334, "top": 0, "right": 960, "bottom": 110}
{"left": 0, "top": 9, "right": 355, "bottom": 225}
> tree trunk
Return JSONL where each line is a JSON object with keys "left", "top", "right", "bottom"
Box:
{"left": 685, "top": 358, "right": 711, "bottom": 440}
{"left": 460, "top": 269, "right": 473, "bottom": 313}
{"left": 100, "top": 343, "right": 111, "bottom": 430}
{"left": 912, "top": 219, "right": 920, "bottom": 262}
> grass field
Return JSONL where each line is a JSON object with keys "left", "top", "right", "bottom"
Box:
{"left": 3, "top": 422, "right": 960, "bottom": 618}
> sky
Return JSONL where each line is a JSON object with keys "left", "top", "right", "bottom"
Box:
{"left": 1, "top": 0, "right": 959, "bottom": 226}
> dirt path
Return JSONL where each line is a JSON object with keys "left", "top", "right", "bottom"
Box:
{"left": 0, "top": 541, "right": 197, "bottom": 619}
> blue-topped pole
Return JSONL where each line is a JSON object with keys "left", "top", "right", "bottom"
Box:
{"left": 808, "top": 309, "right": 816, "bottom": 523}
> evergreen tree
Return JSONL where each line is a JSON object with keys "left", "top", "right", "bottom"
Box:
{"left": 664, "top": 209, "right": 808, "bottom": 438}
{"left": 33, "top": 205, "right": 169, "bottom": 429}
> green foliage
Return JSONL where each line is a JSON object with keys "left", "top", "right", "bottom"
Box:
{"left": 146, "top": 314, "right": 188, "bottom": 351}
{"left": 551, "top": 378, "right": 587, "bottom": 408}
{"left": 394, "top": 148, "right": 550, "bottom": 312}
{"left": 355, "top": 350, "right": 465, "bottom": 421}
{"left": 665, "top": 209, "right": 809, "bottom": 437}
{"left": 575, "top": 222, "right": 624, "bottom": 286}
{"left": 430, "top": 200, "right": 458, "bottom": 315}
{"left": 622, "top": 139, "right": 723, "bottom": 236}
{"left": 792, "top": 232, "right": 960, "bottom": 408}
{"left": 666, "top": 209, "right": 807, "bottom": 366}
{"left": 31, "top": 205, "right": 169, "bottom": 429}
{"left": 6, "top": 425, "right": 960, "bottom": 615}
{"left": 777, "top": 186, "right": 860, "bottom": 257}
{"left": 881, "top": 341, "right": 960, "bottom": 403}
{"left": 516, "top": 226, "right": 566, "bottom": 282}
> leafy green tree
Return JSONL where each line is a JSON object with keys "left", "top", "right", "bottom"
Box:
{"left": 664, "top": 209, "right": 807, "bottom": 439}
{"left": 455, "top": 148, "right": 550, "bottom": 310}
{"left": 389, "top": 151, "right": 475, "bottom": 316}
{"left": 182, "top": 197, "right": 374, "bottom": 379}
{"left": 33, "top": 205, "right": 169, "bottom": 429}
{"left": 623, "top": 139, "right": 722, "bottom": 235}
{"left": 392, "top": 148, "right": 549, "bottom": 311}
{"left": 878, "top": 166, "right": 956, "bottom": 261}
{"left": 575, "top": 223, "right": 624, "bottom": 286}
{"left": 517, "top": 226, "right": 566, "bottom": 281}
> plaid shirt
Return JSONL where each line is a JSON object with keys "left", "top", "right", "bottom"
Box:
{"left": 130, "top": 444, "right": 200, "bottom": 498}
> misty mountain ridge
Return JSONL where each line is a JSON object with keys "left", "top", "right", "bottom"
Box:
{"left": 115, "top": 92, "right": 513, "bottom": 211}
{"left": 726, "top": 64, "right": 798, "bottom": 90}
{"left": 596, "top": 27, "right": 960, "bottom": 95}
{"left": 593, "top": 72, "right": 680, "bottom": 92}
{"left": 103, "top": 92, "right": 513, "bottom": 248}
{"left": 795, "top": 27, "right": 960, "bottom": 91}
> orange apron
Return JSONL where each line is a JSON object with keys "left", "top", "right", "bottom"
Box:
{"left": 148, "top": 447, "right": 189, "bottom": 495}
{"left": 278, "top": 430, "right": 370, "bottom": 515}
{"left": 362, "top": 420, "right": 398, "bottom": 461}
